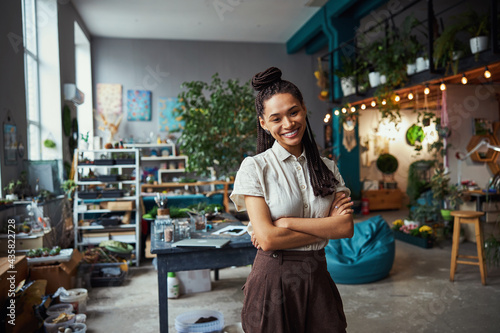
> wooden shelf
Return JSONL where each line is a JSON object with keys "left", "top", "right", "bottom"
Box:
{"left": 466, "top": 134, "right": 499, "bottom": 163}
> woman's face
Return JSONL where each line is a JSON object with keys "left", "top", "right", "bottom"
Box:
{"left": 259, "top": 93, "right": 307, "bottom": 157}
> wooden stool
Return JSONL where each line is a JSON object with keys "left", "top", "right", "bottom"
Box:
{"left": 450, "top": 211, "right": 486, "bottom": 285}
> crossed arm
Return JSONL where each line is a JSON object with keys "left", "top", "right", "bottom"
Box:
{"left": 244, "top": 192, "right": 354, "bottom": 251}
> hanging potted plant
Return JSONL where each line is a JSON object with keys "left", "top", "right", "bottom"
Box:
{"left": 461, "top": 10, "right": 490, "bottom": 56}
{"left": 433, "top": 17, "right": 468, "bottom": 75}
{"left": 363, "top": 39, "right": 383, "bottom": 88}
{"left": 334, "top": 55, "right": 357, "bottom": 97}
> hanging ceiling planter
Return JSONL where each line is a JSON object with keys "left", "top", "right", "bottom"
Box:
{"left": 406, "top": 124, "right": 425, "bottom": 150}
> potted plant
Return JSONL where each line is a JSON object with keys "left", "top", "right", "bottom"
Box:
{"left": 334, "top": 55, "right": 357, "bottom": 96}
{"left": 362, "top": 39, "right": 384, "bottom": 88}
{"left": 392, "top": 219, "right": 434, "bottom": 248}
{"left": 461, "top": 10, "right": 490, "bottom": 56}
{"left": 485, "top": 235, "right": 500, "bottom": 268}
{"left": 175, "top": 73, "right": 256, "bottom": 178}
{"left": 430, "top": 165, "right": 463, "bottom": 221}
{"left": 398, "top": 14, "right": 423, "bottom": 76}
{"left": 433, "top": 17, "right": 468, "bottom": 75}
{"left": 3, "top": 179, "right": 22, "bottom": 201}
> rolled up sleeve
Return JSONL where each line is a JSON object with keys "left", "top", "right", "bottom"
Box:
{"left": 322, "top": 157, "right": 351, "bottom": 197}
{"left": 230, "top": 157, "right": 264, "bottom": 211}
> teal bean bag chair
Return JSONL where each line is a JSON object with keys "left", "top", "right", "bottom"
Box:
{"left": 325, "top": 215, "right": 395, "bottom": 284}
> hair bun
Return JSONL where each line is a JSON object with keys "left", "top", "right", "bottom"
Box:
{"left": 252, "top": 67, "right": 282, "bottom": 91}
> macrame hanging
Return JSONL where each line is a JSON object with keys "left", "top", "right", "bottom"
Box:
{"left": 342, "top": 118, "right": 357, "bottom": 152}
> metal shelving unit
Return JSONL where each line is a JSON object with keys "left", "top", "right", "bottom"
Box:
{"left": 73, "top": 148, "right": 141, "bottom": 266}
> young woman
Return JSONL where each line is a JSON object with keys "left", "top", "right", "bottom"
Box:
{"left": 230, "top": 67, "right": 354, "bottom": 332}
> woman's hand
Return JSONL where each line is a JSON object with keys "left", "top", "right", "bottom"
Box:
{"left": 329, "top": 192, "right": 353, "bottom": 216}
{"left": 251, "top": 232, "right": 261, "bottom": 250}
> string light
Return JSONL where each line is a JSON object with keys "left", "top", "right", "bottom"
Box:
{"left": 461, "top": 74, "right": 468, "bottom": 85}
{"left": 408, "top": 92, "right": 414, "bottom": 100}
{"left": 361, "top": 104, "right": 366, "bottom": 110}
{"left": 381, "top": 99, "right": 387, "bottom": 105}
{"left": 440, "top": 80, "right": 446, "bottom": 91}
{"left": 323, "top": 113, "right": 331, "bottom": 123}
{"left": 350, "top": 106, "right": 356, "bottom": 113}
{"left": 424, "top": 85, "right": 430, "bottom": 95}
{"left": 484, "top": 66, "right": 491, "bottom": 79}
{"left": 394, "top": 94, "right": 400, "bottom": 102}
{"left": 334, "top": 109, "right": 340, "bottom": 116}
{"left": 370, "top": 100, "right": 376, "bottom": 107}
{"left": 341, "top": 107, "right": 347, "bottom": 114}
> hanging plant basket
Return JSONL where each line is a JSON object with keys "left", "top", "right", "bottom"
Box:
{"left": 376, "top": 153, "right": 399, "bottom": 175}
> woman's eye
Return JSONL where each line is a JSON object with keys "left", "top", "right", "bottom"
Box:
{"left": 271, "top": 118, "right": 280, "bottom": 122}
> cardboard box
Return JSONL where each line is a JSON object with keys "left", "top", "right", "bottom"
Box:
{"left": 81, "top": 232, "right": 109, "bottom": 245}
{"left": 29, "top": 249, "right": 83, "bottom": 294}
{"left": 145, "top": 235, "right": 156, "bottom": 258}
{"left": 0, "top": 256, "right": 28, "bottom": 305}
{"left": 110, "top": 231, "right": 136, "bottom": 243}
{"left": 100, "top": 201, "right": 135, "bottom": 211}
{"left": 177, "top": 269, "right": 211, "bottom": 294}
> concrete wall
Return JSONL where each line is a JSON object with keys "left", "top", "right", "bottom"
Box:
{"left": 91, "top": 38, "right": 329, "bottom": 148}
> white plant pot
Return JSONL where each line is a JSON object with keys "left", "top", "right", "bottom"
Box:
{"left": 379, "top": 74, "right": 387, "bottom": 85}
{"left": 452, "top": 51, "right": 463, "bottom": 61}
{"left": 404, "top": 219, "right": 421, "bottom": 228}
{"left": 340, "top": 76, "right": 356, "bottom": 96}
{"left": 416, "top": 57, "right": 427, "bottom": 72}
{"left": 470, "top": 36, "right": 488, "bottom": 54}
{"left": 5, "top": 194, "right": 18, "bottom": 201}
{"left": 407, "top": 63, "right": 416, "bottom": 75}
{"left": 368, "top": 72, "right": 380, "bottom": 88}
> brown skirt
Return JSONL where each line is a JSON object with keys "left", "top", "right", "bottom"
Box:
{"left": 241, "top": 249, "right": 347, "bottom": 333}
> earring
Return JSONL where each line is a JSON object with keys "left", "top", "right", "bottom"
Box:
{"left": 265, "top": 129, "right": 270, "bottom": 135}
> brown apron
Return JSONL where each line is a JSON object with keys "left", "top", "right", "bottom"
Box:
{"left": 241, "top": 249, "right": 347, "bottom": 333}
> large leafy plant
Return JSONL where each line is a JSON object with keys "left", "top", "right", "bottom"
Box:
{"left": 175, "top": 73, "right": 256, "bottom": 178}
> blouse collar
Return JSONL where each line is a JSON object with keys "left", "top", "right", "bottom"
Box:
{"left": 272, "top": 141, "right": 307, "bottom": 162}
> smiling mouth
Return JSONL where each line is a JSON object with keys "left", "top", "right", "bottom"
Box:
{"left": 282, "top": 129, "right": 299, "bottom": 138}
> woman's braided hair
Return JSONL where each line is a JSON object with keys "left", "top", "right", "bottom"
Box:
{"left": 251, "top": 67, "right": 340, "bottom": 197}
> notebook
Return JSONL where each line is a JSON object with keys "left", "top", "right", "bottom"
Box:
{"left": 171, "top": 238, "right": 231, "bottom": 248}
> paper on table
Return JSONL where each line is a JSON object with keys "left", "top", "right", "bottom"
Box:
{"left": 212, "top": 225, "right": 248, "bottom": 236}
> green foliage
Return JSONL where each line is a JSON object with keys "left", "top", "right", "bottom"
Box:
{"left": 485, "top": 235, "right": 500, "bottom": 268}
{"left": 411, "top": 204, "right": 440, "bottom": 223}
{"left": 430, "top": 165, "right": 463, "bottom": 209}
{"left": 175, "top": 73, "right": 256, "bottom": 177}
{"left": 406, "top": 160, "right": 434, "bottom": 205}
{"left": 43, "top": 139, "right": 56, "bottom": 148}
{"left": 376, "top": 153, "right": 399, "bottom": 174}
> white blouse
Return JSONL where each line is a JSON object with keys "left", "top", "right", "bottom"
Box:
{"left": 230, "top": 141, "right": 350, "bottom": 251}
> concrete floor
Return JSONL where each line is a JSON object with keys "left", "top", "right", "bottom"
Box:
{"left": 84, "top": 210, "right": 500, "bottom": 332}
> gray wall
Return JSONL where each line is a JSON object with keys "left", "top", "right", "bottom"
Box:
{"left": 0, "top": 0, "right": 28, "bottom": 192}
{"left": 91, "top": 38, "right": 330, "bottom": 148}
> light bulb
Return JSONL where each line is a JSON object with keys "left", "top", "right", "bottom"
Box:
{"left": 361, "top": 104, "right": 366, "bottom": 110}
{"left": 382, "top": 99, "right": 387, "bottom": 105}
{"left": 394, "top": 94, "right": 400, "bottom": 102}
{"left": 461, "top": 74, "right": 468, "bottom": 85}
{"left": 424, "top": 85, "right": 430, "bottom": 95}
{"left": 334, "top": 109, "right": 339, "bottom": 116}
{"left": 323, "top": 117, "right": 329, "bottom": 123}
{"left": 350, "top": 107, "right": 356, "bottom": 113}
{"left": 484, "top": 66, "right": 491, "bottom": 79}
{"left": 341, "top": 107, "right": 347, "bottom": 114}
{"left": 440, "top": 81, "right": 446, "bottom": 91}
{"left": 370, "top": 100, "right": 376, "bottom": 107}
{"left": 408, "top": 92, "right": 414, "bottom": 100}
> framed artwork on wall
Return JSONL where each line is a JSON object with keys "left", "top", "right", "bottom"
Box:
{"left": 3, "top": 123, "right": 17, "bottom": 165}
{"left": 158, "top": 97, "right": 185, "bottom": 132}
{"left": 127, "top": 90, "right": 152, "bottom": 121}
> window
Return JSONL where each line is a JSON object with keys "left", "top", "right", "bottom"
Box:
{"left": 22, "top": 0, "right": 41, "bottom": 160}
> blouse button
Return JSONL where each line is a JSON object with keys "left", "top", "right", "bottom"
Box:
{"left": 272, "top": 253, "right": 278, "bottom": 258}
{"left": 301, "top": 185, "right": 306, "bottom": 190}
{"left": 296, "top": 166, "right": 301, "bottom": 171}
{"left": 304, "top": 204, "right": 308, "bottom": 209}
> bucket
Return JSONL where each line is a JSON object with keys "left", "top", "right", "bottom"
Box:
{"left": 175, "top": 309, "right": 224, "bottom": 333}
{"left": 67, "top": 323, "right": 87, "bottom": 333}
{"left": 44, "top": 314, "right": 76, "bottom": 333}
{"left": 46, "top": 303, "right": 74, "bottom": 316}
{"left": 60, "top": 288, "right": 88, "bottom": 314}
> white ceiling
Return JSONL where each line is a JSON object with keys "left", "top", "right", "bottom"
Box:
{"left": 71, "top": 0, "right": 323, "bottom": 43}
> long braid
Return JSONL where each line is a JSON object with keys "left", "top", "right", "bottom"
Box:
{"left": 252, "top": 67, "right": 339, "bottom": 197}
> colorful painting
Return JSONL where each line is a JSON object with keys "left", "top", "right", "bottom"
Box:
{"left": 96, "top": 83, "right": 122, "bottom": 116}
{"left": 127, "top": 90, "right": 152, "bottom": 121}
{"left": 158, "top": 97, "right": 185, "bottom": 132}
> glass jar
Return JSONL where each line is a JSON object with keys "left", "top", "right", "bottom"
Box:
{"left": 175, "top": 220, "right": 191, "bottom": 240}
{"left": 189, "top": 212, "right": 207, "bottom": 232}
